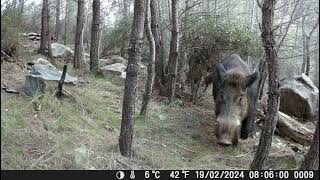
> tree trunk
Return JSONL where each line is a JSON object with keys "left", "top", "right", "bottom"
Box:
{"left": 64, "top": 0, "right": 69, "bottom": 45}
{"left": 119, "top": 0, "right": 145, "bottom": 157}
{"left": 19, "top": 0, "right": 24, "bottom": 15}
{"left": 123, "top": 0, "right": 129, "bottom": 18}
{"left": 250, "top": 0, "right": 255, "bottom": 32}
{"left": 301, "top": 14, "right": 319, "bottom": 76}
{"left": 55, "top": 0, "right": 61, "bottom": 41}
{"left": 250, "top": 0, "right": 279, "bottom": 170}
{"left": 140, "top": 0, "right": 156, "bottom": 115}
{"left": 151, "top": 0, "right": 165, "bottom": 92}
{"left": 257, "top": 57, "right": 268, "bottom": 100}
{"left": 90, "top": 0, "right": 101, "bottom": 73}
{"left": 73, "top": 0, "right": 85, "bottom": 69}
{"left": 300, "top": 107, "right": 319, "bottom": 170}
{"left": 177, "top": 0, "right": 189, "bottom": 76}
{"left": 39, "top": 0, "right": 50, "bottom": 54}
{"left": 166, "top": 0, "right": 179, "bottom": 102}
{"left": 12, "top": 0, "right": 17, "bottom": 9}
{"left": 305, "top": 36, "right": 311, "bottom": 76}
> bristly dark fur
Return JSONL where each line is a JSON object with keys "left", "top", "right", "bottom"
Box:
{"left": 223, "top": 72, "right": 247, "bottom": 90}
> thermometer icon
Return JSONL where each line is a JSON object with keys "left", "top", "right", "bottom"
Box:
{"left": 130, "top": 170, "right": 135, "bottom": 179}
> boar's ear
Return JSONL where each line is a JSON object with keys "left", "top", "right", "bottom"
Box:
{"left": 216, "top": 63, "right": 226, "bottom": 81}
{"left": 246, "top": 71, "right": 259, "bottom": 87}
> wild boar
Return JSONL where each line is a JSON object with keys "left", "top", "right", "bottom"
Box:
{"left": 212, "top": 54, "right": 259, "bottom": 145}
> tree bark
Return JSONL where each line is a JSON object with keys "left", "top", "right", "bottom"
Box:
{"left": 64, "top": 0, "right": 69, "bottom": 45}
{"left": 38, "top": 0, "right": 55, "bottom": 64}
{"left": 300, "top": 108, "right": 319, "bottom": 170}
{"left": 140, "top": 0, "right": 156, "bottom": 115}
{"left": 19, "top": 0, "right": 24, "bottom": 16}
{"left": 73, "top": 0, "right": 85, "bottom": 69}
{"left": 55, "top": 0, "right": 61, "bottom": 41}
{"left": 151, "top": 0, "right": 165, "bottom": 93}
{"left": 39, "top": 0, "right": 50, "bottom": 54}
{"left": 301, "top": 14, "right": 319, "bottom": 76}
{"left": 166, "top": 0, "right": 179, "bottom": 102}
{"left": 250, "top": 0, "right": 279, "bottom": 170}
{"left": 305, "top": 36, "right": 311, "bottom": 76}
{"left": 90, "top": 0, "right": 101, "bottom": 73}
{"left": 119, "top": 0, "right": 145, "bottom": 157}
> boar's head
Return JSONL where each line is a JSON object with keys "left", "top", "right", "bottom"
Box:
{"left": 215, "top": 63, "right": 258, "bottom": 145}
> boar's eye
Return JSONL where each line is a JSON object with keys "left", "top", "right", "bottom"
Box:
{"left": 237, "top": 95, "right": 244, "bottom": 104}
{"left": 219, "top": 94, "right": 225, "bottom": 101}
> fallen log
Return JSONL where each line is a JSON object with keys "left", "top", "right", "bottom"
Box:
{"left": 257, "top": 110, "right": 314, "bottom": 146}
{"left": 276, "top": 111, "right": 314, "bottom": 146}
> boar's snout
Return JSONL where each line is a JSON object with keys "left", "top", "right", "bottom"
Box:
{"left": 217, "top": 138, "right": 233, "bottom": 146}
{"left": 215, "top": 119, "right": 240, "bottom": 146}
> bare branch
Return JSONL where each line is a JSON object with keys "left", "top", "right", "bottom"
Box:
{"left": 276, "top": 0, "right": 301, "bottom": 53}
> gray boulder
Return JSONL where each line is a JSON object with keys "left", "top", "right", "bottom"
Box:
{"left": 99, "top": 55, "right": 128, "bottom": 66}
{"left": 280, "top": 73, "right": 319, "bottom": 121}
{"left": 50, "top": 43, "right": 74, "bottom": 58}
{"left": 99, "top": 63, "right": 126, "bottom": 77}
{"left": 23, "top": 64, "right": 78, "bottom": 96}
{"left": 27, "top": 58, "right": 53, "bottom": 67}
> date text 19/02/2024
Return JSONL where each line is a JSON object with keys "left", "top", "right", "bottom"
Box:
{"left": 141, "top": 170, "right": 318, "bottom": 179}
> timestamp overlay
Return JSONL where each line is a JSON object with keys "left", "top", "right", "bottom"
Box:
{"left": 114, "top": 170, "right": 319, "bottom": 180}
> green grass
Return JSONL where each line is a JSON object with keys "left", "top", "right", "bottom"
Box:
{"left": 1, "top": 45, "right": 300, "bottom": 170}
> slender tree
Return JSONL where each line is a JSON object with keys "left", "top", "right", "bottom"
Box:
{"left": 64, "top": 0, "right": 69, "bottom": 45}
{"left": 301, "top": 14, "right": 319, "bottom": 76}
{"left": 166, "top": 0, "right": 179, "bottom": 102}
{"left": 300, "top": 100, "right": 319, "bottom": 170}
{"left": 39, "top": 0, "right": 54, "bottom": 63}
{"left": 18, "top": 0, "right": 24, "bottom": 16}
{"left": 151, "top": 0, "right": 165, "bottom": 93}
{"left": 39, "top": 0, "right": 50, "bottom": 54}
{"left": 90, "top": 0, "right": 101, "bottom": 73}
{"left": 250, "top": 0, "right": 279, "bottom": 169}
{"left": 140, "top": 0, "right": 156, "bottom": 115}
{"left": 73, "top": 0, "right": 85, "bottom": 69}
{"left": 55, "top": 0, "right": 61, "bottom": 41}
{"left": 119, "top": 0, "right": 145, "bottom": 157}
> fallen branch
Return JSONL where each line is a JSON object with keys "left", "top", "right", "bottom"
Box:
{"left": 174, "top": 143, "right": 195, "bottom": 153}
{"left": 2, "top": 85, "right": 20, "bottom": 94}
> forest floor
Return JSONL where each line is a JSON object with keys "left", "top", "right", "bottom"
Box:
{"left": 1, "top": 39, "right": 304, "bottom": 170}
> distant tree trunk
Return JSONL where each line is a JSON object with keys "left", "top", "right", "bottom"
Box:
{"left": 140, "top": 0, "right": 156, "bottom": 115}
{"left": 98, "top": 21, "right": 104, "bottom": 57}
{"left": 305, "top": 36, "right": 311, "bottom": 76}
{"left": 73, "top": 0, "right": 85, "bottom": 69}
{"left": 123, "top": 0, "right": 129, "bottom": 18}
{"left": 300, "top": 109, "right": 319, "bottom": 170}
{"left": 250, "top": 0, "right": 255, "bottom": 32}
{"left": 166, "top": 0, "right": 179, "bottom": 102}
{"left": 214, "top": 0, "right": 218, "bottom": 24}
{"left": 257, "top": 56, "right": 268, "bottom": 100}
{"left": 39, "top": 0, "right": 54, "bottom": 64}
{"left": 64, "top": 0, "right": 69, "bottom": 45}
{"left": 120, "top": 0, "right": 130, "bottom": 58}
{"left": 178, "top": 0, "right": 189, "bottom": 73}
{"left": 89, "top": 0, "right": 100, "bottom": 73}
{"left": 250, "top": 0, "right": 279, "bottom": 170}
{"left": 39, "top": 0, "right": 49, "bottom": 54}
{"left": 12, "top": 0, "right": 17, "bottom": 9}
{"left": 151, "top": 0, "right": 165, "bottom": 92}
{"left": 19, "top": 0, "right": 24, "bottom": 15}
{"left": 55, "top": 0, "right": 61, "bottom": 41}
{"left": 119, "top": 0, "right": 145, "bottom": 157}
{"left": 301, "top": 15, "right": 319, "bottom": 76}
